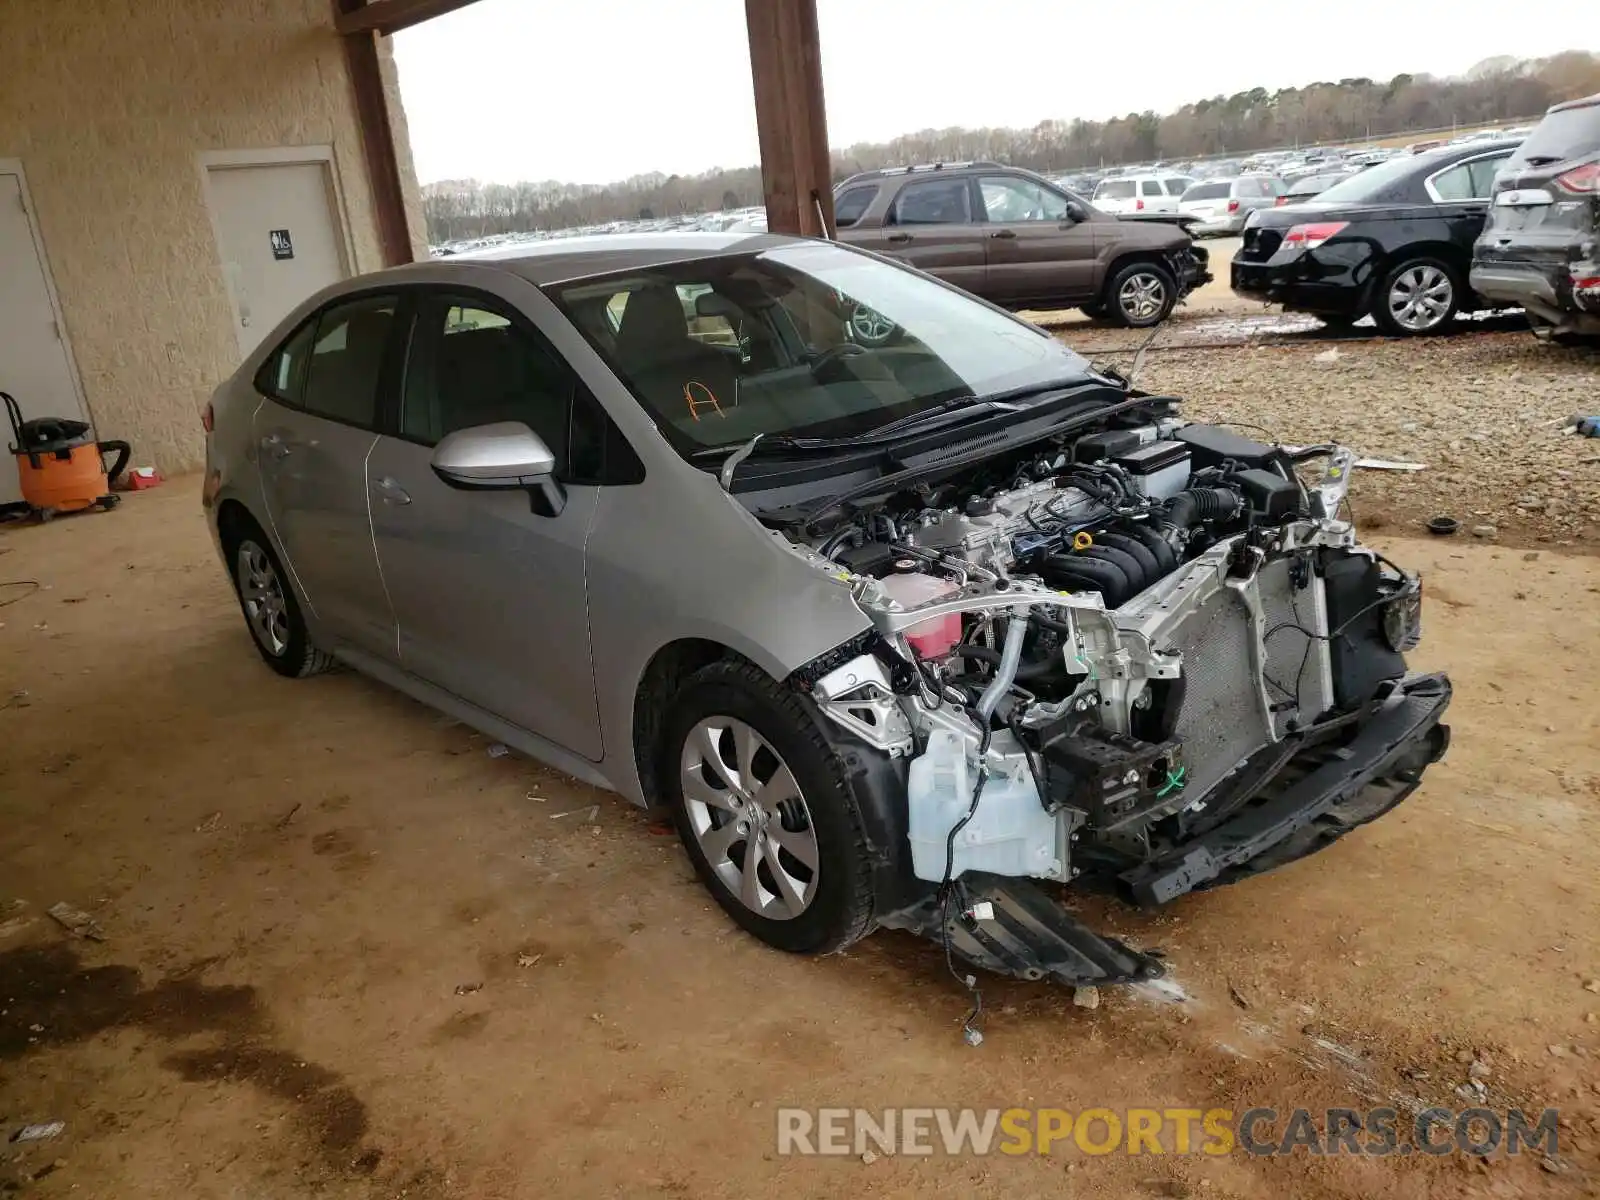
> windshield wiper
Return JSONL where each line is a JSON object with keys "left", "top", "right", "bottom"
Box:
{"left": 697, "top": 377, "right": 1094, "bottom": 485}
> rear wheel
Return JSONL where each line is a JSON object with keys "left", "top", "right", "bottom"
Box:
{"left": 1373, "top": 257, "right": 1459, "bottom": 336}
{"left": 662, "top": 661, "right": 875, "bottom": 955}
{"left": 227, "top": 520, "right": 334, "bottom": 678}
{"left": 1105, "top": 261, "right": 1177, "bottom": 328}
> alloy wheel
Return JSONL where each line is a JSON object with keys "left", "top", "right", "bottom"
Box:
{"left": 1387, "top": 265, "right": 1453, "bottom": 332}
{"left": 849, "top": 304, "right": 897, "bottom": 346}
{"left": 1118, "top": 272, "right": 1167, "bottom": 322}
{"left": 679, "top": 716, "right": 819, "bottom": 920}
{"left": 237, "top": 540, "right": 289, "bottom": 658}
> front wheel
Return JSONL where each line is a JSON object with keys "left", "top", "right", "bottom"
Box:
{"left": 663, "top": 661, "right": 875, "bottom": 955}
{"left": 1105, "top": 261, "right": 1177, "bottom": 328}
{"left": 1373, "top": 257, "right": 1460, "bottom": 336}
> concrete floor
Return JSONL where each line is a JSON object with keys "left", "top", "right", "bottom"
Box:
{"left": 1, "top": 481, "right": 1597, "bottom": 1199}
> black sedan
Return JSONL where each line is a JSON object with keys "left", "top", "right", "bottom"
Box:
{"left": 1231, "top": 139, "right": 1521, "bottom": 335}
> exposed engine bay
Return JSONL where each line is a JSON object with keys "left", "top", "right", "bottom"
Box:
{"left": 774, "top": 407, "right": 1450, "bottom": 988}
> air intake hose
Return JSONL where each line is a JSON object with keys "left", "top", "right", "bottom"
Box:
{"left": 1160, "top": 487, "right": 1242, "bottom": 533}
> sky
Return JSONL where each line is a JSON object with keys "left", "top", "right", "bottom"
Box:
{"left": 392, "top": 0, "right": 1595, "bottom": 185}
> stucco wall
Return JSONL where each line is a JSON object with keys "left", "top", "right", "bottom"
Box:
{"left": 0, "top": 0, "right": 428, "bottom": 475}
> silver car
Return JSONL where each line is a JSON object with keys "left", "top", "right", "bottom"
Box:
{"left": 203, "top": 233, "right": 1450, "bottom": 989}
{"left": 1177, "top": 176, "right": 1286, "bottom": 235}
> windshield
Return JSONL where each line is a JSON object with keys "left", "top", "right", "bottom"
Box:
{"left": 548, "top": 242, "right": 1089, "bottom": 450}
{"left": 1508, "top": 104, "right": 1600, "bottom": 167}
{"left": 1183, "top": 182, "right": 1231, "bottom": 201}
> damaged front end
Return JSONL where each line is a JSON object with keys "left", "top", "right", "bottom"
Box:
{"left": 792, "top": 422, "right": 1451, "bottom": 987}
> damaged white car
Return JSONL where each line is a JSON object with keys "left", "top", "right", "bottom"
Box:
{"left": 203, "top": 232, "right": 1451, "bottom": 990}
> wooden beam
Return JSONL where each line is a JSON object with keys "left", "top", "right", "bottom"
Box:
{"left": 335, "top": 0, "right": 484, "bottom": 37}
{"left": 337, "top": 1, "right": 413, "bottom": 265}
{"left": 745, "top": 0, "right": 834, "bottom": 238}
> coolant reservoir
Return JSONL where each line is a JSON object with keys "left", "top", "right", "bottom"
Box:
{"left": 877, "top": 567, "right": 961, "bottom": 659}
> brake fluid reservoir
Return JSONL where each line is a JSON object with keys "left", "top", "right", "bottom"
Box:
{"left": 877, "top": 568, "right": 961, "bottom": 659}
{"left": 907, "top": 730, "right": 1063, "bottom": 882}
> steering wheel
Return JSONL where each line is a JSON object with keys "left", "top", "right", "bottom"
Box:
{"left": 809, "top": 342, "right": 869, "bottom": 377}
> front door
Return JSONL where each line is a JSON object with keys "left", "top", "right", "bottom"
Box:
{"left": 977, "top": 175, "right": 1099, "bottom": 305}
{"left": 253, "top": 293, "right": 398, "bottom": 659}
{"left": 0, "top": 172, "right": 87, "bottom": 505}
{"left": 873, "top": 176, "right": 989, "bottom": 297}
{"left": 207, "top": 161, "right": 348, "bottom": 359}
{"left": 366, "top": 291, "right": 603, "bottom": 760}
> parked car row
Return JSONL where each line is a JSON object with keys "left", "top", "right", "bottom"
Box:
{"left": 1231, "top": 93, "right": 1600, "bottom": 339}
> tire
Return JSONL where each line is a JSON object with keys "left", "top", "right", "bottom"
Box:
{"left": 662, "top": 660, "right": 876, "bottom": 955}
{"left": 226, "top": 518, "right": 334, "bottom": 679}
{"left": 1372, "top": 256, "right": 1460, "bottom": 337}
{"left": 1105, "top": 261, "right": 1178, "bottom": 328}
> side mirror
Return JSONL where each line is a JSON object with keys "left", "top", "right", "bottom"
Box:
{"left": 1065, "top": 199, "right": 1090, "bottom": 222}
{"left": 430, "top": 421, "right": 565, "bottom": 516}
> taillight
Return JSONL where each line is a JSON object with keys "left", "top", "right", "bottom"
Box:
{"left": 1135, "top": 199, "right": 1145, "bottom": 210}
{"left": 1554, "top": 162, "right": 1600, "bottom": 194}
{"left": 202, "top": 402, "right": 214, "bottom": 433}
{"left": 1274, "top": 195, "right": 1290, "bottom": 206}
{"left": 1282, "top": 221, "right": 1349, "bottom": 251}
{"left": 1227, "top": 198, "right": 1241, "bottom": 213}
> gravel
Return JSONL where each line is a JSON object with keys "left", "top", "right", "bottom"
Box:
{"left": 1055, "top": 325, "right": 1600, "bottom": 551}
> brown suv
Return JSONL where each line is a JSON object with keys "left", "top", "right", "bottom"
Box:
{"left": 834, "top": 162, "right": 1211, "bottom": 328}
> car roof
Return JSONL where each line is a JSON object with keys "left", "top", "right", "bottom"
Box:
{"left": 1414, "top": 137, "right": 1522, "bottom": 162}
{"left": 446, "top": 231, "right": 805, "bottom": 286}
{"left": 1550, "top": 92, "right": 1600, "bottom": 113}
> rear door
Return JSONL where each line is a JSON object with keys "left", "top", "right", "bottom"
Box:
{"left": 1480, "top": 103, "right": 1600, "bottom": 265}
{"left": 976, "top": 174, "right": 1098, "bottom": 304}
{"left": 254, "top": 293, "right": 400, "bottom": 660}
{"left": 365, "top": 289, "right": 604, "bottom": 760}
{"left": 875, "top": 176, "right": 989, "bottom": 296}
{"left": 1424, "top": 149, "right": 1516, "bottom": 250}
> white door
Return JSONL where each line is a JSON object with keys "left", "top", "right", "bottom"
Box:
{"left": 206, "top": 162, "right": 348, "bottom": 359}
{"left": 0, "top": 172, "right": 87, "bottom": 506}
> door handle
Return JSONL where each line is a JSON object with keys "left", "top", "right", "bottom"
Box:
{"left": 989, "top": 228, "right": 1017, "bottom": 240}
{"left": 886, "top": 232, "right": 912, "bottom": 244}
{"left": 258, "top": 434, "right": 291, "bottom": 461}
{"left": 373, "top": 476, "right": 411, "bottom": 506}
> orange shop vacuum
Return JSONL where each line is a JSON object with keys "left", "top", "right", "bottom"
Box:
{"left": 4, "top": 391, "right": 129, "bottom": 522}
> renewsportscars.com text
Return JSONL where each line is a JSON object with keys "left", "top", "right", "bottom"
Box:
{"left": 776, "top": 1106, "right": 1559, "bottom": 1158}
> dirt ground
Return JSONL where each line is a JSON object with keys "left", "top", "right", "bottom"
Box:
{"left": 2, "top": 333, "right": 1599, "bottom": 1197}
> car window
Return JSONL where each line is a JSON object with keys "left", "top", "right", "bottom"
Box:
{"left": 1183, "top": 182, "right": 1231, "bottom": 201}
{"left": 1139, "top": 180, "right": 1163, "bottom": 197}
{"left": 1429, "top": 154, "right": 1508, "bottom": 201}
{"left": 300, "top": 294, "right": 398, "bottom": 428}
{"left": 1095, "top": 180, "right": 1136, "bottom": 200}
{"left": 890, "top": 178, "right": 972, "bottom": 225}
{"left": 978, "top": 176, "right": 1069, "bottom": 222}
{"left": 400, "top": 294, "right": 572, "bottom": 473}
{"left": 254, "top": 318, "right": 316, "bottom": 405}
{"left": 1469, "top": 153, "right": 1511, "bottom": 196}
{"left": 834, "top": 185, "right": 878, "bottom": 228}
{"left": 1506, "top": 103, "right": 1600, "bottom": 169}
{"left": 1161, "top": 177, "right": 1192, "bottom": 195}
